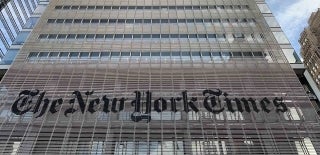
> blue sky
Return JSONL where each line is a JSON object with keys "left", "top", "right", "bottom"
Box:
{"left": 266, "top": 0, "right": 320, "bottom": 57}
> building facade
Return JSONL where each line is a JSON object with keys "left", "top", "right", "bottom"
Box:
{"left": 0, "top": 0, "right": 319, "bottom": 154}
{"left": 300, "top": 9, "right": 320, "bottom": 89}
{"left": 0, "top": 0, "right": 49, "bottom": 79}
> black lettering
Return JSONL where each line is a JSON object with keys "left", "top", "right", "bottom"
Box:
{"left": 224, "top": 92, "right": 235, "bottom": 113}
{"left": 145, "top": 91, "right": 152, "bottom": 114}
{"left": 260, "top": 97, "right": 272, "bottom": 113}
{"left": 12, "top": 90, "right": 39, "bottom": 115}
{"left": 102, "top": 95, "right": 110, "bottom": 113}
{"left": 111, "top": 98, "right": 125, "bottom": 113}
{"left": 154, "top": 98, "right": 167, "bottom": 112}
{"left": 169, "top": 97, "right": 180, "bottom": 112}
{"left": 131, "top": 91, "right": 141, "bottom": 113}
{"left": 182, "top": 91, "right": 199, "bottom": 112}
{"left": 273, "top": 97, "right": 288, "bottom": 113}
{"left": 49, "top": 98, "right": 63, "bottom": 114}
{"left": 88, "top": 98, "right": 100, "bottom": 113}
{"left": 35, "top": 98, "right": 50, "bottom": 118}
{"left": 203, "top": 89, "right": 224, "bottom": 114}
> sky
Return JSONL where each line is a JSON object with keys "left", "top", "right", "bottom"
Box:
{"left": 265, "top": 0, "right": 320, "bottom": 57}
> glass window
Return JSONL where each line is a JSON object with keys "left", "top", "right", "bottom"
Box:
{"left": 91, "top": 19, "right": 99, "bottom": 23}
{"left": 96, "top": 6, "right": 103, "bottom": 9}
{"left": 193, "top": 6, "right": 200, "bottom": 9}
{"left": 208, "top": 34, "right": 216, "bottom": 38}
{"left": 142, "top": 34, "right": 151, "bottom": 38}
{"left": 118, "top": 19, "right": 125, "bottom": 23}
{"left": 145, "top": 6, "right": 151, "bottom": 9}
{"left": 161, "top": 19, "right": 169, "bottom": 23}
{"left": 63, "top": 6, "right": 71, "bottom": 9}
{"left": 112, "top": 6, "right": 119, "bottom": 9}
{"left": 152, "top": 6, "right": 160, "bottom": 9}
{"left": 151, "top": 52, "right": 160, "bottom": 56}
{"left": 95, "top": 34, "right": 105, "bottom": 39}
{"left": 253, "top": 52, "right": 263, "bottom": 57}
{"left": 86, "top": 34, "right": 95, "bottom": 39}
{"left": 74, "top": 19, "right": 82, "bottom": 23}
{"left": 198, "top": 34, "right": 207, "bottom": 38}
{"left": 121, "top": 52, "right": 130, "bottom": 56}
{"left": 243, "top": 52, "right": 253, "bottom": 57}
{"left": 170, "top": 34, "right": 179, "bottom": 38}
{"left": 48, "top": 34, "right": 57, "bottom": 39}
{"left": 104, "top": 6, "right": 111, "bottom": 9}
{"left": 120, "top": 6, "right": 127, "bottom": 9}
{"left": 126, "top": 19, "right": 134, "bottom": 23}
{"left": 177, "top": 6, "right": 184, "bottom": 9}
{"left": 209, "top": 5, "right": 217, "bottom": 9}
{"left": 59, "top": 52, "right": 69, "bottom": 58}
{"left": 56, "top": 19, "right": 64, "bottom": 23}
{"left": 232, "top": 52, "right": 242, "bottom": 57}
{"left": 131, "top": 52, "right": 140, "bottom": 57}
{"left": 187, "top": 19, "right": 194, "bottom": 23}
{"left": 152, "top": 34, "right": 160, "bottom": 38}
{"left": 69, "top": 52, "right": 79, "bottom": 58}
{"left": 90, "top": 52, "right": 100, "bottom": 58}
{"left": 169, "top": 19, "right": 176, "bottom": 23}
{"left": 144, "top": 19, "right": 151, "bottom": 23}
{"left": 82, "top": 19, "right": 91, "bottom": 23}
{"left": 128, "top": 6, "right": 135, "bottom": 9}
{"left": 57, "top": 34, "right": 67, "bottom": 39}
{"left": 233, "top": 33, "right": 245, "bottom": 38}
{"left": 100, "top": 19, "right": 108, "bottom": 23}
{"left": 55, "top": 6, "right": 62, "bottom": 9}
{"left": 212, "top": 19, "right": 220, "bottom": 23}
{"left": 180, "top": 34, "right": 188, "bottom": 38}
{"left": 107, "top": 34, "right": 115, "bottom": 39}
{"left": 79, "top": 52, "right": 89, "bottom": 58}
{"left": 133, "top": 34, "right": 141, "bottom": 38}
{"left": 178, "top": 19, "right": 186, "bottom": 23}
{"left": 257, "top": 4, "right": 271, "bottom": 13}
{"left": 49, "top": 52, "right": 59, "bottom": 57}
{"left": 185, "top": 6, "right": 192, "bottom": 9}
{"left": 114, "top": 34, "right": 123, "bottom": 38}
{"left": 189, "top": 34, "right": 197, "bottom": 38}
{"left": 71, "top": 6, "right": 79, "bottom": 9}
{"left": 111, "top": 52, "right": 120, "bottom": 59}
{"left": 201, "top": 6, "right": 209, "bottom": 9}
{"left": 100, "top": 52, "right": 110, "bottom": 58}
{"left": 38, "top": 34, "right": 48, "bottom": 39}
{"left": 161, "top": 34, "right": 169, "bottom": 38}
{"left": 67, "top": 34, "right": 76, "bottom": 39}
{"left": 65, "top": 19, "right": 73, "bottom": 23}
{"left": 47, "top": 19, "right": 55, "bottom": 23}
{"left": 87, "top": 6, "right": 95, "bottom": 9}
{"left": 273, "top": 32, "right": 290, "bottom": 44}
{"left": 204, "top": 19, "right": 211, "bottom": 23}
{"left": 161, "top": 52, "right": 170, "bottom": 56}
{"left": 221, "top": 52, "right": 231, "bottom": 60}
{"left": 76, "top": 34, "right": 86, "bottom": 39}
{"left": 152, "top": 19, "right": 160, "bottom": 23}
{"left": 141, "top": 52, "right": 150, "bottom": 57}
{"left": 28, "top": 52, "right": 39, "bottom": 58}
{"left": 124, "top": 34, "right": 132, "bottom": 38}
{"left": 79, "top": 6, "right": 87, "bottom": 10}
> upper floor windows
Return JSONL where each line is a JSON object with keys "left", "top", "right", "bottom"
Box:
{"left": 38, "top": 33, "right": 227, "bottom": 40}
{"left": 54, "top": 5, "right": 250, "bottom": 10}
{"left": 46, "top": 18, "right": 256, "bottom": 25}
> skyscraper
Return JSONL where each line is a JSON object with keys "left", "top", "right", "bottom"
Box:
{"left": 300, "top": 9, "right": 320, "bottom": 89}
{"left": 0, "top": 0, "right": 319, "bottom": 154}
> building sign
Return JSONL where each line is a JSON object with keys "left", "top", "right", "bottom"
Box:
{"left": 12, "top": 89, "right": 288, "bottom": 122}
